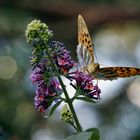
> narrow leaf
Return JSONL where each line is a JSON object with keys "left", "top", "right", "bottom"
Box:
{"left": 75, "top": 96, "right": 97, "bottom": 104}
{"left": 48, "top": 100, "right": 62, "bottom": 117}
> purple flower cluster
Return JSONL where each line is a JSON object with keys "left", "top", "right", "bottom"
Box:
{"left": 30, "top": 63, "right": 62, "bottom": 112}
{"left": 70, "top": 71, "right": 101, "bottom": 100}
{"left": 30, "top": 63, "right": 46, "bottom": 84}
{"left": 50, "top": 41, "right": 75, "bottom": 74}
{"left": 29, "top": 40, "right": 101, "bottom": 113}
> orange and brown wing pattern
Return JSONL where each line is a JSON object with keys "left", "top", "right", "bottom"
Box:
{"left": 76, "top": 15, "right": 140, "bottom": 81}
{"left": 93, "top": 67, "right": 140, "bottom": 80}
{"left": 77, "top": 15, "right": 94, "bottom": 67}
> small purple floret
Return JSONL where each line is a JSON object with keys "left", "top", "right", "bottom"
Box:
{"left": 50, "top": 41, "right": 75, "bottom": 74}
{"left": 70, "top": 71, "right": 101, "bottom": 100}
{"left": 30, "top": 62, "right": 63, "bottom": 112}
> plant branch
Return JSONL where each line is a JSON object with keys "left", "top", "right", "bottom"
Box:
{"left": 44, "top": 43, "right": 82, "bottom": 132}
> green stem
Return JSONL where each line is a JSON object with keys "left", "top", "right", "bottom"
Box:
{"left": 45, "top": 44, "right": 82, "bottom": 132}
{"left": 71, "top": 122, "right": 80, "bottom": 132}
{"left": 57, "top": 75, "right": 82, "bottom": 132}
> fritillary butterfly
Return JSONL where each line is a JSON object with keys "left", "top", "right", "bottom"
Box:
{"left": 77, "top": 15, "right": 140, "bottom": 80}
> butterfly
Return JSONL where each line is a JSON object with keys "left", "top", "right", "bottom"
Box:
{"left": 77, "top": 15, "right": 140, "bottom": 80}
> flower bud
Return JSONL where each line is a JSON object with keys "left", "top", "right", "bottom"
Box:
{"left": 61, "top": 104, "right": 74, "bottom": 124}
{"left": 25, "top": 20, "right": 53, "bottom": 43}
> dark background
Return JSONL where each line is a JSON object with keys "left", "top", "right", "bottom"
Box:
{"left": 0, "top": 0, "right": 140, "bottom": 140}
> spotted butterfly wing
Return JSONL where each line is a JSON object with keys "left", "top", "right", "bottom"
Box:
{"left": 89, "top": 65, "right": 140, "bottom": 80}
{"left": 77, "top": 15, "right": 95, "bottom": 67}
{"left": 77, "top": 15, "right": 140, "bottom": 80}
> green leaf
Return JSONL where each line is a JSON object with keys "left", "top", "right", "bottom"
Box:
{"left": 86, "top": 128, "right": 100, "bottom": 140}
{"left": 63, "top": 129, "right": 100, "bottom": 140}
{"left": 48, "top": 100, "right": 62, "bottom": 117}
{"left": 75, "top": 96, "right": 97, "bottom": 104}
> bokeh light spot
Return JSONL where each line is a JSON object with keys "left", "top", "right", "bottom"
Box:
{"left": 0, "top": 56, "right": 17, "bottom": 79}
{"left": 127, "top": 79, "right": 140, "bottom": 107}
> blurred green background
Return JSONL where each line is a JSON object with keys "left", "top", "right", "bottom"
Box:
{"left": 0, "top": 0, "right": 140, "bottom": 140}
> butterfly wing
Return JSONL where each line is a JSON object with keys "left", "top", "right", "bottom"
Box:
{"left": 77, "top": 15, "right": 94, "bottom": 68}
{"left": 77, "top": 15, "right": 140, "bottom": 81}
{"left": 93, "top": 67, "right": 140, "bottom": 80}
